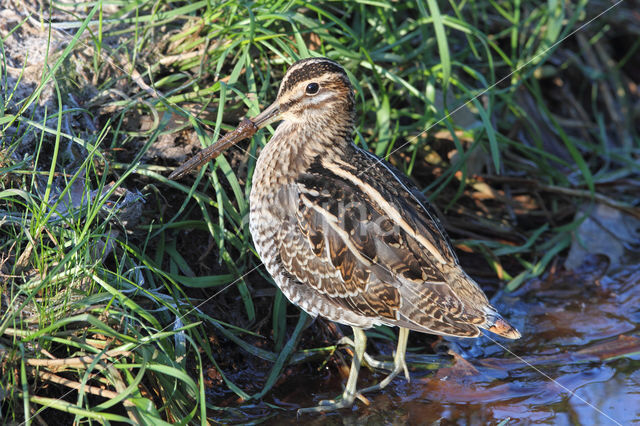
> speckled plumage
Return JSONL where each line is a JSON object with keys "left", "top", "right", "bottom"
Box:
{"left": 171, "top": 57, "right": 520, "bottom": 412}
{"left": 249, "top": 58, "right": 518, "bottom": 341}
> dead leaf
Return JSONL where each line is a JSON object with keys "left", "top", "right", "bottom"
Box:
{"left": 565, "top": 203, "right": 640, "bottom": 271}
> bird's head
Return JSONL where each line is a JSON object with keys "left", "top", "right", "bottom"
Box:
{"left": 253, "top": 57, "right": 356, "bottom": 130}
{"left": 168, "top": 57, "right": 355, "bottom": 180}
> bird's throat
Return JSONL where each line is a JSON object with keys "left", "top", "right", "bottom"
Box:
{"left": 254, "top": 120, "right": 354, "bottom": 186}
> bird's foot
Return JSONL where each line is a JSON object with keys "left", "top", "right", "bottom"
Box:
{"left": 296, "top": 359, "right": 407, "bottom": 416}
{"left": 297, "top": 400, "right": 347, "bottom": 415}
{"left": 357, "top": 356, "right": 409, "bottom": 395}
{"left": 298, "top": 389, "right": 368, "bottom": 415}
{"left": 298, "top": 327, "right": 368, "bottom": 415}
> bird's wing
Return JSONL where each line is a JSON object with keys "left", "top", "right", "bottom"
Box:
{"left": 276, "top": 148, "right": 489, "bottom": 336}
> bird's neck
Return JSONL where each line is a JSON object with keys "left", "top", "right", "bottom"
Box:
{"left": 254, "top": 119, "right": 354, "bottom": 184}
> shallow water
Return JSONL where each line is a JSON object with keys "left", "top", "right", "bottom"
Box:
{"left": 214, "top": 263, "right": 640, "bottom": 424}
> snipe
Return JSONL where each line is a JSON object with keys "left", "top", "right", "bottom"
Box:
{"left": 169, "top": 57, "right": 520, "bottom": 413}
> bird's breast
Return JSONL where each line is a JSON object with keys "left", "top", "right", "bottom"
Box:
{"left": 249, "top": 126, "right": 303, "bottom": 260}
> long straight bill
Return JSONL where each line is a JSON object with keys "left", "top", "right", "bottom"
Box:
{"left": 168, "top": 118, "right": 258, "bottom": 180}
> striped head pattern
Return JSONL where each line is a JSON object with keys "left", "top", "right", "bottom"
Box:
{"left": 274, "top": 58, "right": 356, "bottom": 129}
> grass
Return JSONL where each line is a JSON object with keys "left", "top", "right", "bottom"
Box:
{"left": 1, "top": 0, "right": 638, "bottom": 423}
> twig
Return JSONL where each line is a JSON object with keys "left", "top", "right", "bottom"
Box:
{"left": 480, "top": 175, "right": 640, "bottom": 218}
{"left": 26, "top": 350, "right": 132, "bottom": 371}
{"left": 37, "top": 370, "right": 120, "bottom": 400}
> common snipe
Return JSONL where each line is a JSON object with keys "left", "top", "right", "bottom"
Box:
{"left": 169, "top": 57, "right": 520, "bottom": 412}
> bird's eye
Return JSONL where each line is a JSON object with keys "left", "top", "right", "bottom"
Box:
{"left": 305, "top": 82, "right": 320, "bottom": 95}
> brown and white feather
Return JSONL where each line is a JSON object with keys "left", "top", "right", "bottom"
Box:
{"left": 249, "top": 57, "right": 520, "bottom": 340}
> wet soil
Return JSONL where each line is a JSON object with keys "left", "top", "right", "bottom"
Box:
{"left": 215, "top": 262, "right": 640, "bottom": 425}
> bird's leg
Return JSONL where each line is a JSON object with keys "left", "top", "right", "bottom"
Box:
{"left": 338, "top": 328, "right": 410, "bottom": 381}
{"left": 298, "top": 327, "right": 367, "bottom": 414}
{"left": 336, "top": 335, "right": 392, "bottom": 371}
{"left": 358, "top": 327, "right": 410, "bottom": 395}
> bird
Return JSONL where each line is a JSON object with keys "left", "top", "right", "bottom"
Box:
{"left": 169, "top": 57, "right": 520, "bottom": 413}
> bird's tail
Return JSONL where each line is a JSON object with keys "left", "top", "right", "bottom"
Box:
{"left": 482, "top": 309, "right": 521, "bottom": 339}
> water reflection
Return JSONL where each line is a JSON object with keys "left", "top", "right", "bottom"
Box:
{"left": 216, "top": 263, "right": 640, "bottom": 424}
